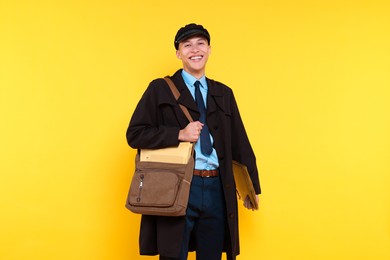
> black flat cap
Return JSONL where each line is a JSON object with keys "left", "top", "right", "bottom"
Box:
{"left": 174, "top": 23, "right": 210, "bottom": 50}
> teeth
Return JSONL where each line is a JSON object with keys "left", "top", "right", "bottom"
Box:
{"left": 191, "top": 56, "right": 202, "bottom": 60}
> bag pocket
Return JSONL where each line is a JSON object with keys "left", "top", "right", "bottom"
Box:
{"left": 128, "top": 169, "right": 180, "bottom": 207}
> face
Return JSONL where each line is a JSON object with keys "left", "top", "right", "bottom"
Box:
{"left": 176, "top": 36, "right": 211, "bottom": 79}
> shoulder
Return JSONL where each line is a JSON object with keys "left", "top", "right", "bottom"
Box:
{"left": 206, "top": 77, "right": 234, "bottom": 96}
{"left": 148, "top": 69, "right": 182, "bottom": 91}
{"left": 142, "top": 77, "right": 169, "bottom": 95}
{"left": 142, "top": 77, "right": 175, "bottom": 105}
{"left": 148, "top": 77, "right": 167, "bottom": 89}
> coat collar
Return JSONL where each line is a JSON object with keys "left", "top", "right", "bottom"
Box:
{"left": 170, "top": 69, "right": 198, "bottom": 112}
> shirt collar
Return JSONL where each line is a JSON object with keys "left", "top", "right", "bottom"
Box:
{"left": 181, "top": 69, "right": 208, "bottom": 90}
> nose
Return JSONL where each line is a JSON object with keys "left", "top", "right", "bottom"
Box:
{"left": 191, "top": 45, "right": 199, "bottom": 52}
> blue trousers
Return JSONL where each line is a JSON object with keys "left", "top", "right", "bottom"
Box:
{"left": 160, "top": 175, "right": 226, "bottom": 260}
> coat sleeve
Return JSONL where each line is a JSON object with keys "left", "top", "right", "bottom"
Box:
{"left": 126, "top": 80, "right": 181, "bottom": 149}
{"left": 229, "top": 89, "right": 261, "bottom": 194}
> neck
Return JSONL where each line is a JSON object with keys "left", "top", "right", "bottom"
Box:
{"left": 182, "top": 68, "right": 205, "bottom": 80}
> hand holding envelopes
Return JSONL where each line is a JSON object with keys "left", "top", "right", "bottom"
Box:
{"left": 233, "top": 160, "right": 259, "bottom": 210}
{"left": 140, "top": 142, "right": 193, "bottom": 164}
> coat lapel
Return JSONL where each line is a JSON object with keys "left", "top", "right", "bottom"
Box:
{"left": 171, "top": 70, "right": 199, "bottom": 113}
{"left": 206, "top": 78, "right": 225, "bottom": 116}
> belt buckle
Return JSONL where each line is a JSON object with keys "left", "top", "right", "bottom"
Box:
{"left": 204, "top": 172, "right": 211, "bottom": 178}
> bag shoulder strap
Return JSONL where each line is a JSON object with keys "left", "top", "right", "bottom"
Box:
{"left": 163, "top": 77, "right": 194, "bottom": 123}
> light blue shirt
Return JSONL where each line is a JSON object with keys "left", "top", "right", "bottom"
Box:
{"left": 181, "top": 70, "right": 219, "bottom": 170}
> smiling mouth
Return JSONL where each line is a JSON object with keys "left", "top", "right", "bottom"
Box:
{"left": 190, "top": 56, "right": 203, "bottom": 61}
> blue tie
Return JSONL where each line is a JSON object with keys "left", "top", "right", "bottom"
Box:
{"left": 194, "top": 81, "right": 212, "bottom": 156}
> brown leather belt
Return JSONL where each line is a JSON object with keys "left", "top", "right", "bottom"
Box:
{"left": 193, "top": 169, "right": 219, "bottom": 177}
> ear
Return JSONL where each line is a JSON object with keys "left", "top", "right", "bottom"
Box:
{"left": 176, "top": 50, "right": 181, "bottom": 59}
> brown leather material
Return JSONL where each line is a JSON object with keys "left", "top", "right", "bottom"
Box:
{"left": 193, "top": 169, "right": 219, "bottom": 177}
{"left": 126, "top": 153, "right": 194, "bottom": 216}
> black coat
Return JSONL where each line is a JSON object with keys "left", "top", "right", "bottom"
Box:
{"left": 126, "top": 69, "right": 261, "bottom": 260}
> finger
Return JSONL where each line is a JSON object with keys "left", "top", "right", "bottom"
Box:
{"left": 196, "top": 121, "right": 204, "bottom": 127}
{"left": 244, "top": 196, "right": 253, "bottom": 209}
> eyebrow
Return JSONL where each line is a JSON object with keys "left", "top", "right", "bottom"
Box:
{"left": 182, "top": 37, "right": 207, "bottom": 44}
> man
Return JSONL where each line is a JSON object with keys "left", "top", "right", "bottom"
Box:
{"left": 126, "top": 23, "right": 261, "bottom": 260}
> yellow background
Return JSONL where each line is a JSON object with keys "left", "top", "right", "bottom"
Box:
{"left": 1, "top": 0, "right": 389, "bottom": 259}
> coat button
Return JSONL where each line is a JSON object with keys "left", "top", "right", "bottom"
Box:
{"left": 229, "top": 213, "right": 235, "bottom": 219}
{"left": 225, "top": 183, "right": 230, "bottom": 189}
{"left": 213, "top": 125, "right": 219, "bottom": 130}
